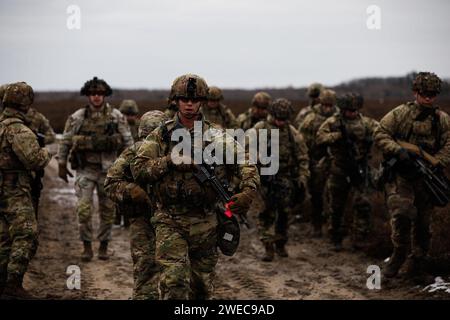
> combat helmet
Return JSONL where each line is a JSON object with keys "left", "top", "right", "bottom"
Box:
{"left": 119, "top": 99, "right": 139, "bottom": 115}
{"left": 169, "top": 74, "right": 208, "bottom": 101}
{"left": 268, "top": 98, "right": 294, "bottom": 120}
{"left": 138, "top": 110, "right": 168, "bottom": 139}
{"left": 2, "top": 82, "right": 34, "bottom": 108}
{"left": 207, "top": 86, "right": 224, "bottom": 101}
{"left": 412, "top": 72, "right": 442, "bottom": 97}
{"left": 252, "top": 92, "right": 272, "bottom": 109}
{"left": 306, "top": 83, "right": 324, "bottom": 99}
{"left": 80, "top": 76, "right": 113, "bottom": 96}
{"left": 319, "top": 89, "right": 336, "bottom": 105}
{"left": 351, "top": 92, "right": 364, "bottom": 109}
{"left": 336, "top": 93, "right": 357, "bottom": 111}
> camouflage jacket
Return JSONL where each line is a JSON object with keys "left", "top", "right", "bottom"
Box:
{"left": 253, "top": 116, "right": 310, "bottom": 181}
{"left": 25, "top": 107, "right": 56, "bottom": 145}
{"left": 104, "top": 140, "right": 152, "bottom": 216}
{"left": 374, "top": 101, "right": 450, "bottom": 167}
{"left": 0, "top": 107, "right": 51, "bottom": 173}
{"left": 200, "top": 103, "right": 237, "bottom": 129}
{"left": 294, "top": 104, "right": 315, "bottom": 128}
{"left": 236, "top": 109, "right": 266, "bottom": 131}
{"left": 299, "top": 104, "right": 337, "bottom": 164}
{"left": 57, "top": 103, "right": 133, "bottom": 171}
{"left": 131, "top": 114, "right": 260, "bottom": 215}
{"left": 317, "top": 113, "right": 379, "bottom": 172}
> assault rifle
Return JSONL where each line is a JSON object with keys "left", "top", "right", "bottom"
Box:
{"left": 193, "top": 163, "right": 251, "bottom": 229}
{"left": 382, "top": 140, "right": 450, "bottom": 207}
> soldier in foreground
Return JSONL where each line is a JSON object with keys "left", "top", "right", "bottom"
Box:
{"left": 254, "top": 98, "right": 310, "bottom": 261}
{"left": 236, "top": 91, "right": 272, "bottom": 130}
{"left": 294, "top": 82, "right": 324, "bottom": 127}
{"left": 0, "top": 82, "right": 51, "bottom": 299}
{"left": 105, "top": 110, "right": 168, "bottom": 299}
{"left": 131, "top": 74, "right": 259, "bottom": 299}
{"left": 57, "top": 77, "right": 133, "bottom": 261}
{"left": 200, "top": 86, "right": 237, "bottom": 129}
{"left": 374, "top": 72, "right": 450, "bottom": 281}
{"left": 299, "top": 89, "right": 338, "bottom": 237}
{"left": 317, "top": 93, "right": 378, "bottom": 251}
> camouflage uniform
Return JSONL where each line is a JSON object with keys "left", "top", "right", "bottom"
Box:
{"left": 317, "top": 93, "right": 378, "bottom": 250}
{"left": 119, "top": 99, "right": 140, "bottom": 142}
{"left": 164, "top": 99, "right": 178, "bottom": 119}
{"left": 131, "top": 74, "right": 260, "bottom": 300}
{"left": 105, "top": 110, "right": 168, "bottom": 299}
{"left": 116, "top": 100, "right": 141, "bottom": 227}
{"left": 254, "top": 99, "right": 310, "bottom": 260}
{"left": 294, "top": 83, "right": 324, "bottom": 128}
{"left": 200, "top": 86, "right": 237, "bottom": 129}
{"left": 374, "top": 72, "right": 450, "bottom": 277}
{"left": 0, "top": 82, "right": 51, "bottom": 297}
{"left": 299, "top": 89, "right": 337, "bottom": 235}
{"left": 236, "top": 92, "right": 272, "bottom": 130}
{"left": 57, "top": 77, "right": 133, "bottom": 260}
{"left": 25, "top": 108, "right": 56, "bottom": 145}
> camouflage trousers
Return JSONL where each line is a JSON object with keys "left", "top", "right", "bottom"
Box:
{"left": 309, "top": 165, "right": 328, "bottom": 229}
{"left": 0, "top": 176, "right": 38, "bottom": 289}
{"left": 327, "top": 172, "right": 372, "bottom": 244}
{"left": 74, "top": 166, "right": 115, "bottom": 242}
{"left": 129, "top": 215, "right": 159, "bottom": 300}
{"left": 385, "top": 175, "right": 433, "bottom": 258}
{"left": 152, "top": 208, "right": 218, "bottom": 300}
{"left": 258, "top": 176, "right": 295, "bottom": 246}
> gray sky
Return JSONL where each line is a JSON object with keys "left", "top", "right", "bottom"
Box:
{"left": 1, "top": 0, "right": 449, "bottom": 91}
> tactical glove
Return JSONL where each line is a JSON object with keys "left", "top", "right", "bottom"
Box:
{"left": 229, "top": 187, "right": 256, "bottom": 216}
{"left": 125, "top": 184, "right": 149, "bottom": 204}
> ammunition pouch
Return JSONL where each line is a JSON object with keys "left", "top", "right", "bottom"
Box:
{"left": 92, "top": 134, "right": 123, "bottom": 152}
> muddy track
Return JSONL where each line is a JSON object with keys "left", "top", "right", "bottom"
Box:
{"left": 23, "top": 149, "right": 450, "bottom": 300}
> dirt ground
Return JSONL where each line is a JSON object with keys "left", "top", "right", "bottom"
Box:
{"left": 23, "top": 149, "right": 450, "bottom": 300}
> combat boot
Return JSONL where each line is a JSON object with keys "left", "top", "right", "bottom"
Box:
{"left": 81, "top": 241, "right": 94, "bottom": 262}
{"left": 1, "top": 274, "right": 34, "bottom": 300}
{"left": 384, "top": 248, "right": 407, "bottom": 278}
{"left": 275, "top": 241, "right": 289, "bottom": 257}
{"left": 261, "top": 242, "right": 275, "bottom": 262}
{"left": 98, "top": 241, "right": 110, "bottom": 260}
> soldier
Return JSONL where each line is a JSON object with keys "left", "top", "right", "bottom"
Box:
{"left": 0, "top": 82, "right": 51, "bottom": 298}
{"left": 131, "top": 74, "right": 259, "bottom": 299}
{"left": 236, "top": 91, "right": 272, "bottom": 130}
{"left": 299, "top": 89, "right": 338, "bottom": 237}
{"left": 116, "top": 99, "right": 141, "bottom": 227}
{"left": 374, "top": 72, "right": 450, "bottom": 280}
{"left": 57, "top": 77, "right": 133, "bottom": 262}
{"left": 294, "top": 82, "right": 324, "bottom": 127}
{"left": 1, "top": 84, "right": 56, "bottom": 218}
{"left": 317, "top": 93, "right": 378, "bottom": 251}
{"left": 105, "top": 110, "right": 168, "bottom": 299}
{"left": 119, "top": 99, "right": 140, "bottom": 141}
{"left": 254, "top": 98, "right": 310, "bottom": 261}
{"left": 200, "top": 86, "right": 237, "bottom": 129}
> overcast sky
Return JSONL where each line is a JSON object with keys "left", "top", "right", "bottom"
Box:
{"left": 0, "top": 0, "right": 449, "bottom": 91}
